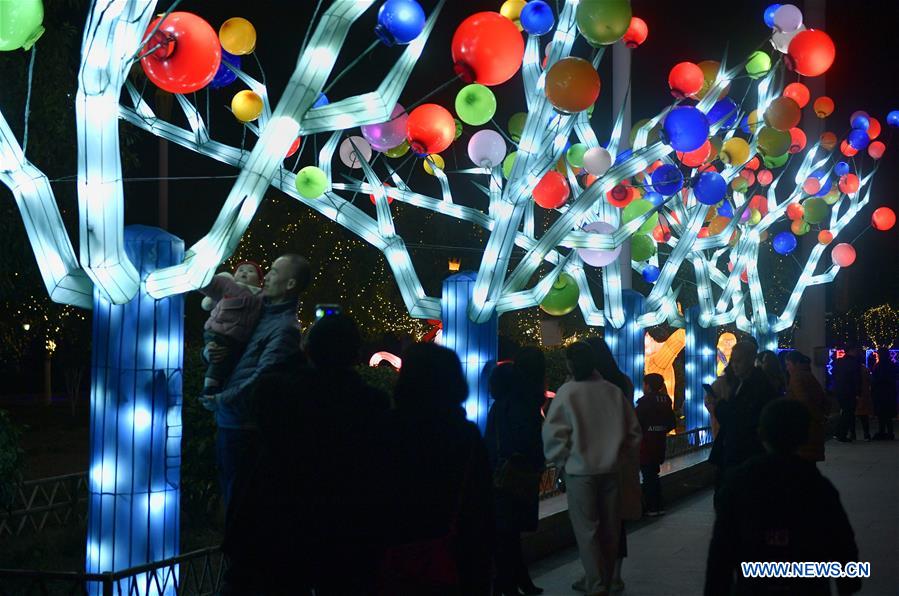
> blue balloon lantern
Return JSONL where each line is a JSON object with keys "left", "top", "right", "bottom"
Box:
{"left": 887, "top": 110, "right": 899, "bottom": 128}
{"left": 809, "top": 168, "right": 833, "bottom": 197}
{"left": 374, "top": 0, "right": 426, "bottom": 46}
{"left": 662, "top": 107, "right": 710, "bottom": 153}
{"left": 772, "top": 231, "right": 798, "bottom": 255}
{"left": 717, "top": 201, "right": 734, "bottom": 218}
{"left": 614, "top": 148, "right": 633, "bottom": 165}
{"left": 520, "top": 1, "right": 555, "bottom": 35}
{"left": 851, "top": 114, "right": 870, "bottom": 131}
{"left": 739, "top": 113, "right": 752, "bottom": 134}
{"left": 645, "top": 191, "right": 665, "bottom": 207}
{"left": 651, "top": 164, "right": 684, "bottom": 196}
{"left": 708, "top": 98, "right": 739, "bottom": 128}
{"left": 694, "top": 171, "right": 727, "bottom": 205}
{"left": 763, "top": 4, "right": 782, "bottom": 28}
{"left": 834, "top": 161, "right": 850, "bottom": 176}
{"left": 313, "top": 93, "right": 330, "bottom": 108}
{"left": 642, "top": 265, "right": 661, "bottom": 283}
{"left": 209, "top": 49, "right": 240, "bottom": 89}
{"left": 847, "top": 129, "right": 870, "bottom": 151}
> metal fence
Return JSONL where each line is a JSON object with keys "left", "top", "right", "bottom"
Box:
{"left": 0, "top": 472, "right": 88, "bottom": 538}
{"left": 0, "top": 547, "right": 226, "bottom": 596}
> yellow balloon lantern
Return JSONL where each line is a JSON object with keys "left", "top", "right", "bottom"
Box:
{"left": 720, "top": 137, "right": 750, "bottom": 165}
{"left": 423, "top": 154, "right": 445, "bottom": 175}
{"left": 219, "top": 17, "right": 256, "bottom": 55}
{"left": 746, "top": 109, "right": 762, "bottom": 133}
{"left": 696, "top": 60, "right": 730, "bottom": 100}
{"left": 708, "top": 215, "right": 731, "bottom": 235}
{"left": 500, "top": 0, "right": 527, "bottom": 31}
{"left": 231, "top": 89, "right": 263, "bottom": 122}
{"left": 748, "top": 208, "right": 762, "bottom": 226}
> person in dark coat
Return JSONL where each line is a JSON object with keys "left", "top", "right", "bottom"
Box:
{"left": 635, "top": 374, "right": 676, "bottom": 516}
{"left": 377, "top": 343, "right": 494, "bottom": 595}
{"left": 832, "top": 347, "right": 862, "bottom": 442}
{"left": 222, "top": 314, "right": 390, "bottom": 595}
{"left": 705, "top": 399, "right": 861, "bottom": 596}
{"left": 709, "top": 341, "right": 776, "bottom": 506}
{"left": 485, "top": 363, "right": 545, "bottom": 596}
{"left": 871, "top": 348, "right": 897, "bottom": 440}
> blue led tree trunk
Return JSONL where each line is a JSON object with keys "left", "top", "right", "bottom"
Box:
{"left": 604, "top": 290, "right": 646, "bottom": 401}
{"left": 684, "top": 306, "right": 717, "bottom": 433}
{"left": 753, "top": 315, "right": 779, "bottom": 352}
{"left": 86, "top": 226, "right": 184, "bottom": 592}
{"left": 440, "top": 272, "right": 498, "bottom": 432}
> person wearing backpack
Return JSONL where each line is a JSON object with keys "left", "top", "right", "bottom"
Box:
{"left": 635, "top": 374, "right": 677, "bottom": 516}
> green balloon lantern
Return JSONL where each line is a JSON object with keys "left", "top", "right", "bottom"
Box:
{"left": 822, "top": 186, "right": 841, "bottom": 206}
{"left": 803, "top": 197, "right": 829, "bottom": 224}
{"left": 630, "top": 234, "right": 657, "bottom": 262}
{"left": 455, "top": 83, "right": 497, "bottom": 126}
{"left": 454, "top": 118, "right": 463, "bottom": 140}
{"left": 621, "top": 199, "right": 659, "bottom": 234}
{"left": 540, "top": 272, "right": 580, "bottom": 316}
{"left": 385, "top": 140, "right": 410, "bottom": 158}
{"left": 567, "top": 143, "right": 587, "bottom": 168}
{"left": 508, "top": 112, "right": 527, "bottom": 142}
{"left": 757, "top": 127, "right": 791, "bottom": 157}
{"left": 576, "top": 0, "right": 632, "bottom": 47}
{"left": 745, "top": 51, "right": 771, "bottom": 79}
{"left": 295, "top": 166, "right": 328, "bottom": 199}
{"left": 502, "top": 151, "right": 517, "bottom": 178}
{"left": 0, "top": 0, "right": 44, "bottom": 51}
{"left": 763, "top": 151, "right": 790, "bottom": 169}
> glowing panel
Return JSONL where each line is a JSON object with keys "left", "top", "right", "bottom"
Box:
{"left": 684, "top": 306, "right": 716, "bottom": 433}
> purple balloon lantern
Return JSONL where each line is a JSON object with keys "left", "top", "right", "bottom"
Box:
{"left": 361, "top": 103, "right": 408, "bottom": 152}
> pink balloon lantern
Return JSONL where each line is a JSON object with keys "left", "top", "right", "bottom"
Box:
{"left": 868, "top": 141, "right": 885, "bottom": 160}
{"left": 831, "top": 243, "right": 856, "bottom": 267}
{"left": 361, "top": 104, "right": 409, "bottom": 152}
{"left": 578, "top": 221, "right": 621, "bottom": 267}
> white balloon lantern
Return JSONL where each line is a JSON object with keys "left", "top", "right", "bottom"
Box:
{"left": 583, "top": 147, "right": 612, "bottom": 176}
{"left": 339, "top": 136, "right": 373, "bottom": 169}
{"left": 578, "top": 221, "right": 621, "bottom": 267}
{"left": 467, "top": 129, "right": 506, "bottom": 168}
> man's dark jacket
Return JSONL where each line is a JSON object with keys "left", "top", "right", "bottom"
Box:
{"left": 710, "top": 368, "right": 775, "bottom": 468}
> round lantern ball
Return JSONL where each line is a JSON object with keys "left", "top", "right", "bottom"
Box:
{"left": 567, "top": 143, "right": 588, "bottom": 168}
{"left": 783, "top": 82, "right": 810, "bottom": 107}
{"left": 539, "top": 273, "right": 580, "bottom": 316}
{"left": 668, "top": 62, "right": 704, "bottom": 98}
{"left": 630, "top": 234, "right": 657, "bottom": 262}
{"left": 763, "top": 4, "right": 782, "bottom": 28}
{"left": 141, "top": 12, "right": 222, "bottom": 94}
{"left": 868, "top": 141, "right": 886, "bottom": 160}
{"left": 375, "top": 0, "right": 426, "bottom": 46}
{"left": 773, "top": 4, "right": 803, "bottom": 32}
{"left": 406, "top": 104, "right": 456, "bottom": 155}
{"left": 831, "top": 243, "right": 856, "bottom": 267}
{"left": 622, "top": 199, "right": 659, "bottom": 234}
{"left": 834, "top": 161, "right": 850, "bottom": 176}
{"left": 813, "top": 96, "right": 834, "bottom": 118}
{"left": 662, "top": 106, "right": 710, "bottom": 153}
{"left": 651, "top": 164, "right": 684, "bottom": 196}
{"left": 576, "top": 0, "right": 632, "bottom": 47}
{"left": 455, "top": 84, "right": 496, "bottom": 126}
{"left": 467, "top": 129, "right": 506, "bottom": 167}
{"left": 452, "top": 12, "right": 525, "bottom": 86}
{"left": 622, "top": 16, "right": 648, "bottom": 48}
{"left": 745, "top": 51, "right": 772, "bottom": 79}
{"left": 295, "top": 166, "right": 328, "bottom": 199}
{"left": 423, "top": 153, "right": 445, "bottom": 175}
{"left": 764, "top": 97, "right": 802, "bottom": 131}
{"left": 219, "top": 17, "right": 256, "bottom": 55}
{"left": 583, "top": 147, "right": 612, "bottom": 176}
{"left": 520, "top": 1, "right": 555, "bottom": 36}
{"left": 847, "top": 129, "right": 870, "bottom": 151}
{"left": 817, "top": 230, "right": 833, "bottom": 245}
{"left": 772, "top": 231, "right": 798, "bottom": 255}
{"left": 231, "top": 90, "right": 263, "bottom": 122}
{"left": 787, "top": 29, "right": 835, "bottom": 77}
{"left": 887, "top": 110, "right": 899, "bottom": 128}
{"left": 338, "top": 136, "right": 373, "bottom": 169}
{"left": 361, "top": 103, "right": 408, "bottom": 152}
{"left": 533, "top": 171, "right": 570, "bottom": 209}
{"left": 642, "top": 265, "right": 661, "bottom": 283}
{"left": 385, "top": 141, "right": 411, "bottom": 158}
{"left": 579, "top": 221, "right": 621, "bottom": 267}
{"left": 838, "top": 173, "right": 859, "bottom": 195}
{"left": 694, "top": 171, "right": 727, "bottom": 205}
{"left": 209, "top": 49, "right": 241, "bottom": 89}
{"left": 545, "top": 57, "right": 601, "bottom": 114}
{"left": 803, "top": 197, "right": 828, "bottom": 224}
{"left": 871, "top": 207, "right": 896, "bottom": 231}
{"left": 508, "top": 112, "right": 527, "bottom": 142}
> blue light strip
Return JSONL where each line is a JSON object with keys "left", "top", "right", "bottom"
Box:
{"left": 604, "top": 290, "right": 646, "bottom": 401}
{"left": 684, "top": 306, "right": 716, "bottom": 433}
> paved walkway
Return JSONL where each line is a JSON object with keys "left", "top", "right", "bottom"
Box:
{"left": 531, "top": 440, "right": 899, "bottom": 595}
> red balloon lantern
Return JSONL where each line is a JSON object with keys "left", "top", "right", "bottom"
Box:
{"left": 369, "top": 181, "right": 394, "bottom": 205}
{"left": 840, "top": 140, "right": 858, "bottom": 157}
{"left": 868, "top": 141, "right": 886, "bottom": 160}
{"left": 787, "top": 30, "right": 835, "bottom": 77}
{"left": 533, "top": 171, "right": 570, "bottom": 209}
{"left": 819, "top": 132, "right": 837, "bottom": 152}
{"left": 451, "top": 12, "right": 524, "bottom": 86}
{"left": 668, "top": 62, "right": 704, "bottom": 98}
{"left": 757, "top": 169, "right": 773, "bottom": 186}
{"left": 406, "top": 104, "right": 456, "bottom": 156}
{"left": 607, "top": 181, "right": 634, "bottom": 208}
{"left": 866, "top": 117, "right": 882, "bottom": 140}
{"left": 817, "top": 230, "right": 833, "bottom": 245}
{"left": 802, "top": 177, "right": 821, "bottom": 195}
{"left": 622, "top": 17, "right": 648, "bottom": 49}
{"left": 838, "top": 173, "right": 859, "bottom": 194}
{"left": 871, "top": 207, "right": 896, "bottom": 231}
{"left": 285, "top": 137, "right": 302, "bottom": 159}
{"left": 676, "top": 139, "right": 712, "bottom": 167}
{"left": 745, "top": 156, "right": 761, "bottom": 171}
{"left": 697, "top": 227, "right": 710, "bottom": 239}
{"left": 813, "top": 96, "right": 834, "bottom": 118}
{"left": 652, "top": 225, "right": 671, "bottom": 243}
{"left": 786, "top": 203, "right": 804, "bottom": 221}
{"left": 831, "top": 243, "right": 856, "bottom": 267}
{"left": 788, "top": 127, "right": 807, "bottom": 154}
{"left": 140, "top": 12, "right": 221, "bottom": 94}
{"left": 782, "top": 82, "right": 810, "bottom": 108}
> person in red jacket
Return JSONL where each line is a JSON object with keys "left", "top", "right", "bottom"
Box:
{"left": 635, "top": 374, "right": 677, "bottom": 516}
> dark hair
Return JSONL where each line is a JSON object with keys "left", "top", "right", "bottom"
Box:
{"left": 756, "top": 349, "right": 785, "bottom": 389}
{"left": 643, "top": 373, "right": 667, "bottom": 395}
{"left": 279, "top": 253, "right": 312, "bottom": 295}
{"left": 394, "top": 343, "right": 468, "bottom": 412}
{"left": 305, "top": 314, "right": 360, "bottom": 369}
{"left": 785, "top": 350, "right": 811, "bottom": 366}
{"left": 515, "top": 346, "right": 546, "bottom": 400}
{"left": 566, "top": 342, "right": 596, "bottom": 382}
{"left": 584, "top": 336, "right": 632, "bottom": 399}
{"left": 759, "top": 398, "right": 810, "bottom": 454}
{"left": 489, "top": 363, "right": 521, "bottom": 402}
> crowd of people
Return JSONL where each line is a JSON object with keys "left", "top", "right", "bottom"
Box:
{"left": 194, "top": 253, "right": 894, "bottom": 595}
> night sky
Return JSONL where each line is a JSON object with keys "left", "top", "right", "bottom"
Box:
{"left": 26, "top": 1, "right": 899, "bottom": 310}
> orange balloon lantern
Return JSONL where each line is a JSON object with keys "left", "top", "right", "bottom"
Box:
{"left": 451, "top": 12, "right": 524, "bottom": 86}
{"left": 813, "top": 96, "right": 834, "bottom": 118}
{"left": 782, "top": 82, "right": 810, "bottom": 108}
{"left": 868, "top": 141, "right": 886, "bottom": 159}
{"left": 652, "top": 225, "right": 671, "bottom": 242}
{"left": 871, "top": 207, "right": 896, "bottom": 231}
{"left": 838, "top": 173, "right": 859, "bottom": 194}
{"left": 545, "top": 57, "right": 601, "bottom": 114}
{"left": 840, "top": 140, "right": 858, "bottom": 157}
{"left": 866, "top": 117, "right": 882, "bottom": 140}
{"left": 788, "top": 127, "right": 807, "bottom": 154}
{"left": 757, "top": 169, "right": 773, "bottom": 186}
{"left": 745, "top": 156, "right": 761, "bottom": 171}
{"left": 802, "top": 177, "right": 821, "bottom": 195}
{"left": 622, "top": 17, "right": 648, "bottom": 48}
{"left": 533, "top": 171, "right": 570, "bottom": 209}
{"left": 817, "top": 230, "right": 833, "bottom": 245}
{"left": 819, "top": 131, "right": 837, "bottom": 151}
{"left": 696, "top": 60, "right": 729, "bottom": 100}
{"left": 406, "top": 104, "right": 456, "bottom": 156}
{"left": 668, "top": 62, "right": 704, "bottom": 98}
{"left": 787, "top": 203, "right": 805, "bottom": 221}
{"left": 140, "top": 12, "right": 221, "bottom": 94}
{"left": 787, "top": 29, "right": 836, "bottom": 77}
{"left": 764, "top": 97, "right": 802, "bottom": 131}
